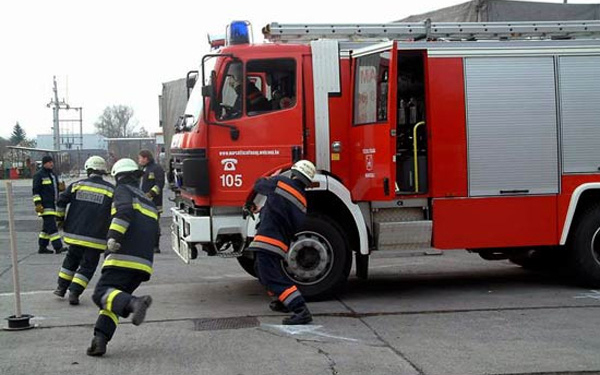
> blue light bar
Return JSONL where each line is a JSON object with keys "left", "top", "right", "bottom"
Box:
{"left": 227, "top": 20, "right": 252, "bottom": 45}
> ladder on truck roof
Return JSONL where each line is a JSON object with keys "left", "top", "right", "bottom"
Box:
{"left": 263, "top": 20, "right": 600, "bottom": 43}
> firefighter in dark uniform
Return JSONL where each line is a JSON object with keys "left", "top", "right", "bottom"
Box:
{"left": 138, "top": 149, "right": 165, "bottom": 253}
{"left": 244, "top": 160, "right": 316, "bottom": 325}
{"left": 32, "top": 155, "right": 66, "bottom": 254}
{"left": 87, "top": 158, "right": 158, "bottom": 357}
{"left": 53, "top": 156, "right": 114, "bottom": 305}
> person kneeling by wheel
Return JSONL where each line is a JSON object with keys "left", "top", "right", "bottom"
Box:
{"left": 244, "top": 160, "right": 316, "bottom": 325}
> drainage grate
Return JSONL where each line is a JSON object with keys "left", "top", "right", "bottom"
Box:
{"left": 193, "top": 317, "right": 260, "bottom": 332}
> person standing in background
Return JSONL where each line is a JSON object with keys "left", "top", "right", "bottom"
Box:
{"left": 138, "top": 149, "right": 165, "bottom": 253}
{"left": 32, "top": 155, "right": 66, "bottom": 254}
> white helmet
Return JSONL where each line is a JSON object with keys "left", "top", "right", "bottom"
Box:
{"left": 291, "top": 160, "right": 316, "bottom": 185}
{"left": 84, "top": 156, "right": 107, "bottom": 174}
{"left": 111, "top": 158, "right": 140, "bottom": 177}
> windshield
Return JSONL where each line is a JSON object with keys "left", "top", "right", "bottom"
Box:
{"left": 183, "top": 56, "right": 217, "bottom": 129}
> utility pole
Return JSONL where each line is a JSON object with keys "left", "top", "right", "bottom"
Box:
{"left": 47, "top": 76, "right": 69, "bottom": 151}
{"left": 47, "top": 77, "right": 84, "bottom": 153}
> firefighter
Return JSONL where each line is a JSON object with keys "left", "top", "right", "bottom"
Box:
{"left": 32, "top": 155, "right": 66, "bottom": 254}
{"left": 244, "top": 160, "right": 316, "bottom": 325}
{"left": 53, "top": 156, "right": 114, "bottom": 305}
{"left": 138, "top": 149, "right": 165, "bottom": 253}
{"left": 87, "top": 158, "right": 157, "bottom": 357}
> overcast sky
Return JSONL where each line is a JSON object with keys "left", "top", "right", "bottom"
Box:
{"left": 0, "top": 0, "right": 597, "bottom": 140}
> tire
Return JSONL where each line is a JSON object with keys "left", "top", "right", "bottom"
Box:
{"left": 569, "top": 204, "right": 600, "bottom": 287}
{"left": 280, "top": 214, "right": 351, "bottom": 300}
{"left": 236, "top": 254, "right": 257, "bottom": 278}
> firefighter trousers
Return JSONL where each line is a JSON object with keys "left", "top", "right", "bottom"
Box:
{"left": 254, "top": 251, "right": 306, "bottom": 311}
{"left": 57, "top": 245, "right": 102, "bottom": 295}
{"left": 91, "top": 268, "right": 146, "bottom": 341}
{"left": 39, "top": 215, "right": 63, "bottom": 251}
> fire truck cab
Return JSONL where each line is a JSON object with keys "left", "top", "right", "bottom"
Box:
{"left": 170, "top": 20, "right": 600, "bottom": 298}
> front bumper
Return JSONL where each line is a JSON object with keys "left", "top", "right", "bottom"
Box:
{"left": 171, "top": 206, "right": 254, "bottom": 263}
{"left": 171, "top": 207, "right": 211, "bottom": 263}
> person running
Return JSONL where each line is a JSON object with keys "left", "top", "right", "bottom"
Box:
{"left": 54, "top": 156, "right": 114, "bottom": 305}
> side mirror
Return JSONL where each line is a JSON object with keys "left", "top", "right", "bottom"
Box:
{"left": 187, "top": 71, "right": 198, "bottom": 89}
{"left": 186, "top": 70, "right": 198, "bottom": 99}
{"left": 202, "top": 85, "right": 212, "bottom": 97}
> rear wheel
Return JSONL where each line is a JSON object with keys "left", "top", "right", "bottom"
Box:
{"left": 569, "top": 204, "right": 600, "bottom": 287}
{"left": 281, "top": 215, "right": 351, "bottom": 300}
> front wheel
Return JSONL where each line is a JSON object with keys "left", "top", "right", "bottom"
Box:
{"left": 237, "top": 254, "right": 257, "bottom": 278}
{"left": 569, "top": 204, "right": 600, "bottom": 287}
{"left": 281, "top": 215, "right": 351, "bottom": 300}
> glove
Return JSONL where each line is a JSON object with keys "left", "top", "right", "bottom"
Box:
{"left": 107, "top": 238, "right": 121, "bottom": 253}
{"left": 58, "top": 181, "right": 66, "bottom": 192}
{"left": 242, "top": 202, "right": 257, "bottom": 220}
{"left": 35, "top": 204, "right": 44, "bottom": 214}
{"left": 145, "top": 192, "right": 154, "bottom": 199}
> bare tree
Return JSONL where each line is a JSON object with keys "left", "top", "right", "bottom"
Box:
{"left": 94, "top": 105, "right": 137, "bottom": 138}
{"left": 137, "top": 126, "right": 149, "bottom": 137}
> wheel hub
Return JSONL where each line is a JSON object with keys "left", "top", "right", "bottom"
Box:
{"left": 284, "top": 231, "right": 334, "bottom": 285}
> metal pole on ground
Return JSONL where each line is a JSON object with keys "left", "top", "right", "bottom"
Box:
{"left": 4, "top": 181, "right": 34, "bottom": 330}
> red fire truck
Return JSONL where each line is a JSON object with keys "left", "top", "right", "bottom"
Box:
{"left": 170, "top": 20, "right": 600, "bottom": 298}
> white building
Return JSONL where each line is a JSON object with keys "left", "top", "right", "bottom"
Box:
{"left": 36, "top": 134, "right": 107, "bottom": 151}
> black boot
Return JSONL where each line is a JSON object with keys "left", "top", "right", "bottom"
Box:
{"left": 269, "top": 300, "right": 289, "bottom": 313}
{"left": 282, "top": 306, "right": 313, "bottom": 325}
{"left": 55, "top": 247, "right": 68, "bottom": 255}
{"left": 128, "top": 296, "right": 152, "bottom": 326}
{"left": 68, "top": 291, "right": 80, "bottom": 305}
{"left": 53, "top": 285, "right": 67, "bottom": 298}
{"left": 86, "top": 335, "right": 108, "bottom": 357}
{"left": 38, "top": 246, "right": 53, "bottom": 254}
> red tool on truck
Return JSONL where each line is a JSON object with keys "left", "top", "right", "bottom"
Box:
{"left": 169, "top": 20, "right": 600, "bottom": 298}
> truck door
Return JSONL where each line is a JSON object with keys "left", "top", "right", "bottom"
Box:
{"left": 207, "top": 56, "right": 304, "bottom": 206}
{"left": 349, "top": 42, "right": 397, "bottom": 201}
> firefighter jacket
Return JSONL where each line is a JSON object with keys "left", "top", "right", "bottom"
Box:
{"left": 248, "top": 176, "right": 307, "bottom": 259}
{"left": 105, "top": 181, "right": 159, "bottom": 281}
{"left": 32, "top": 167, "right": 59, "bottom": 216}
{"left": 56, "top": 175, "right": 115, "bottom": 251}
{"left": 140, "top": 160, "right": 165, "bottom": 212}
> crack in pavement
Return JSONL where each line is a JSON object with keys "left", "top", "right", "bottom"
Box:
{"left": 0, "top": 252, "right": 37, "bottom": 278}
{"left": 303, "top": 342, "right": 339, "bottom": 375}
{"left": 336, "top": 297, "right": 426, "bottom": 375}
{"left": 257, "top": 327, "right": 339, "bottom": 375}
